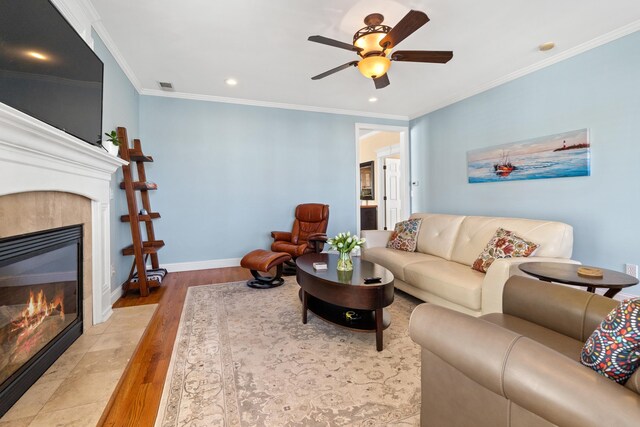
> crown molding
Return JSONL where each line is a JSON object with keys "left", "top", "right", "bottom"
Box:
{"left": 409, "top": 20, "right": 640, "bottom": 120}
{"left": 51, "top": 0, "right": 96, "bottom": 47}
{"left": 91, "top": 20, "right": 144, "bottom": 91}
{"left": 73, "top": 1, "right": 639, "bottom": 122}
{"left": 78, "top": 0, "right": 143, "bottom": 92}
{"left": 140, "top": 89, "right": 410, "bottom": 121}
{"left": 78, "top": 0, "right": 405, "bottom": 120}
{"left": 75, "top": 0, "right": 100, "bottom": 22}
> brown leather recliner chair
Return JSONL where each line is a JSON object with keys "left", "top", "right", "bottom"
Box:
{"left": 271, "top": 203, "right": 329, "bottom": 273}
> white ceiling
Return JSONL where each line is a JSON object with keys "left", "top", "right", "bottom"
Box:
{"left": 89, "top": 0, "right": 640, "bottom": 119}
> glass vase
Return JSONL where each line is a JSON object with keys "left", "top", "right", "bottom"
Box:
{"left": 337, "top": 251, "right": 353, "bottom": 271}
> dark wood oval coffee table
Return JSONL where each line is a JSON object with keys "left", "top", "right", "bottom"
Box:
{"left": 519, "top": 262, "right": 638, "bottom": 298}
{"left": 296, "top": 253, "right": 394, "bottom": 351}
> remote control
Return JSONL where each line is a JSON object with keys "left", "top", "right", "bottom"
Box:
{"left": 364, "top": 277, "right": 381, "bottom": 284}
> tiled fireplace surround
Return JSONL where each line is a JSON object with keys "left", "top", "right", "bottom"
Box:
{"left": 0, "top": 103, "right": 125, "bottom": 327}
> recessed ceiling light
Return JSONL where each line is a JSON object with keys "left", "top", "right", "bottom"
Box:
{"left": 538, "top": 42, "right": 555, "bottom": 52}
{"left": 225, "top": 78, "right": 238, "bottom": 86}
{"left": 368, "top": 97, "right": 378, "bottom": 103}
{"left": 26, "top": 51, "right": 47, "bottom": 60}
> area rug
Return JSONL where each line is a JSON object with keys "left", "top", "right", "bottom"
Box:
{"left": 155, "top": 278, "right": 422, "bottom": 427}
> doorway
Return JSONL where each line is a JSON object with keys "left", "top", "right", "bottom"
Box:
{"left": 355, "top": 124, "right": 410, "bottom": 233}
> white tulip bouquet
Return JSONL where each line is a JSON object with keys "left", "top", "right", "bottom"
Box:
{"left": 327, "top": 232, "right": 366, "bottom": 271}
{"left": 327, "top": 231, "right": 366, "bottom": 254}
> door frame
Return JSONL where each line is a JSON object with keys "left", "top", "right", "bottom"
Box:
{"left": 355, "top": 123, "right": 410, "bottom": 233}
{"left": 376, "top": 144, "right": 400, "bottom": 230}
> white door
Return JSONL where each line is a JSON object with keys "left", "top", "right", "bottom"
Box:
{"left": 384, "top": 158, "right": 402, "bottom": 230}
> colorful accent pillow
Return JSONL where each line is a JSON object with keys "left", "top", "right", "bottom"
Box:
{"left": 471, "top": 228, "right": 539, "bottom": 273}
{"left": 581, "top": 299, "right": 640, "bottom": 384}
{"left": 386, "top": 218, "right": 422, "bottom": 252}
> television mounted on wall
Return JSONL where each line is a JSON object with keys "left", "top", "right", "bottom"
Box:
{"left": 0, "top": 0, "right": 104, "bottom": 146}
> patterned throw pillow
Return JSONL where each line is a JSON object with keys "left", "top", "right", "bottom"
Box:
{"left": 581, "top": 299, "right": 640, "bottom": 384}
{"left": 471, "top": 228, "right": 539, "bottom": 273}
{"left": 386, "top": 218, "right": 422, "bottom": 252}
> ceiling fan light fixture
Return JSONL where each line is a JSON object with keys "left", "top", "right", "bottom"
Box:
{"left": 354, "top": 31, "right": 389, "bottom": 56}
{"left": 357, "top": 55, "right": 391, "bottom": 79}
{"left": 308, "top": 9, "right": 451, "bottom": 89}
{"left": 353, "top": 15, "right": 391, "bottom": 57}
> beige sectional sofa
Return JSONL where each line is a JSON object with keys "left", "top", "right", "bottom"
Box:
{"left": 362, "top": 213, "right": 578, "bottom": 315}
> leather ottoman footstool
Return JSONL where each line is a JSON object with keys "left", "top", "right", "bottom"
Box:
{"left": 240, "top": 249, "right": 292, "bottom": 289}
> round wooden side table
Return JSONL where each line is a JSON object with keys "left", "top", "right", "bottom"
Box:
{"left": 518, "top": 262, "right": 638, "bottom": 298}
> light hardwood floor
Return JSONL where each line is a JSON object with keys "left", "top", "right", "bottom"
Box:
{"left": 99, "top": 267, "right": 252, "bottom": 426}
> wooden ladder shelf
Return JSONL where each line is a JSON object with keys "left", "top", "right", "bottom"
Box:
{"left": 117, "top": 127, "right": 166, "bottom": 297}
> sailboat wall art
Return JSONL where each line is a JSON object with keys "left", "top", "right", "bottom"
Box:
{"left": 467, "top": 129, "right": 590, "bottom": 183}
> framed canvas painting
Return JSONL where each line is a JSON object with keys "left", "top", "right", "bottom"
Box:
{"left": 467, "top": 129, "right": 590, "bottom": 183}
{"left": 359, "top": 161, "right": 375, "bottom": 200}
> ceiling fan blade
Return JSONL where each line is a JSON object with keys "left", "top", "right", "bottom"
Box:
{"left": 373, "top": 74, "right": 390, "bottom": 89}
{"left": 379, "top": 10, "right": 429, "bottom": 50}
{"left": 391, "top": 50, "right": 453, "bottom": 63}
{"left": 311, "top": 61, "right": 359, "bottom": 80}
{"left": 308, "top": 35, "right": 363, "bottom": 52}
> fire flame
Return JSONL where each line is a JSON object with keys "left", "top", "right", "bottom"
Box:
{"left": 10, "top": 290, "right": 65, "bottom": 335}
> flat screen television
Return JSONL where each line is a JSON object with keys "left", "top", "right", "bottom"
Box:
{"left": 0, "top": 0, "right": 104, "bottom": 146}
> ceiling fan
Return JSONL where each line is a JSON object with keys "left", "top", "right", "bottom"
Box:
{"left": 308, "top": 10, "right": 453, "bottom": 89}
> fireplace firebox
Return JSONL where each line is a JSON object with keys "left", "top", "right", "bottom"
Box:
{"left": 0, "top": 225, "right": 83, "bottom": 417}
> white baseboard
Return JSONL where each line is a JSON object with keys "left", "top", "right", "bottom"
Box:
{"left": 161, "top": 258, "right": 242, "bottom": 273}
{"left": 111, "top": 286, "right": 124, "bottom": 305}
{"left": 107, "top": 258, "right": 241, "bottom": 306}
{"left": 101, "top": 305, "right": 114, "bottom": 322}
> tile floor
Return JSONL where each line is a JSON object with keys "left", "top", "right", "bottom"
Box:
{"left": 0, "top": 304, "right": 157, "bottom": 427}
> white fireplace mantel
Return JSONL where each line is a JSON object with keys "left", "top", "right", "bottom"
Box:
{"left": 0, "top": 103, "right": 126, "bottom": 324}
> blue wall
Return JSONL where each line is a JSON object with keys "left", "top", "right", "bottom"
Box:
{"left": 92, "top": 31, "right": 140, "bottom": 294}
{"left": 410, "top": 31, "right": 640, "bottom": 296}
{"left": 139, "top": 96, "right": 406, "bottom": 264}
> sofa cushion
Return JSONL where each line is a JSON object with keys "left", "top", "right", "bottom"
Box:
{"left": 581, "top": 298, "right": 640, "bottom": 384}
{"left": 386, "top": 218, "right": 422, "bottom": 252}
{"left": 471, "top": 228, "right": 539, "bottom": 273}
{"left": 404, "top": 261, "right": 484, "bottom": 310}
{"left": 626, "top": 370, "right": 640, "bottom": 394}
{"left": 410, "top": 213, "right": 465, "bottom": 259}
{"left": 450, "top": 216, "right": 573, "bottom": 266}
{"left": 362, "top": 247, "right": 440, "bottom": 281}
{"left": 503, "top": 275, "right": 617, "bottom": 341}
{"left": 482, "top": 313, "right": 584, "bottom": 360}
